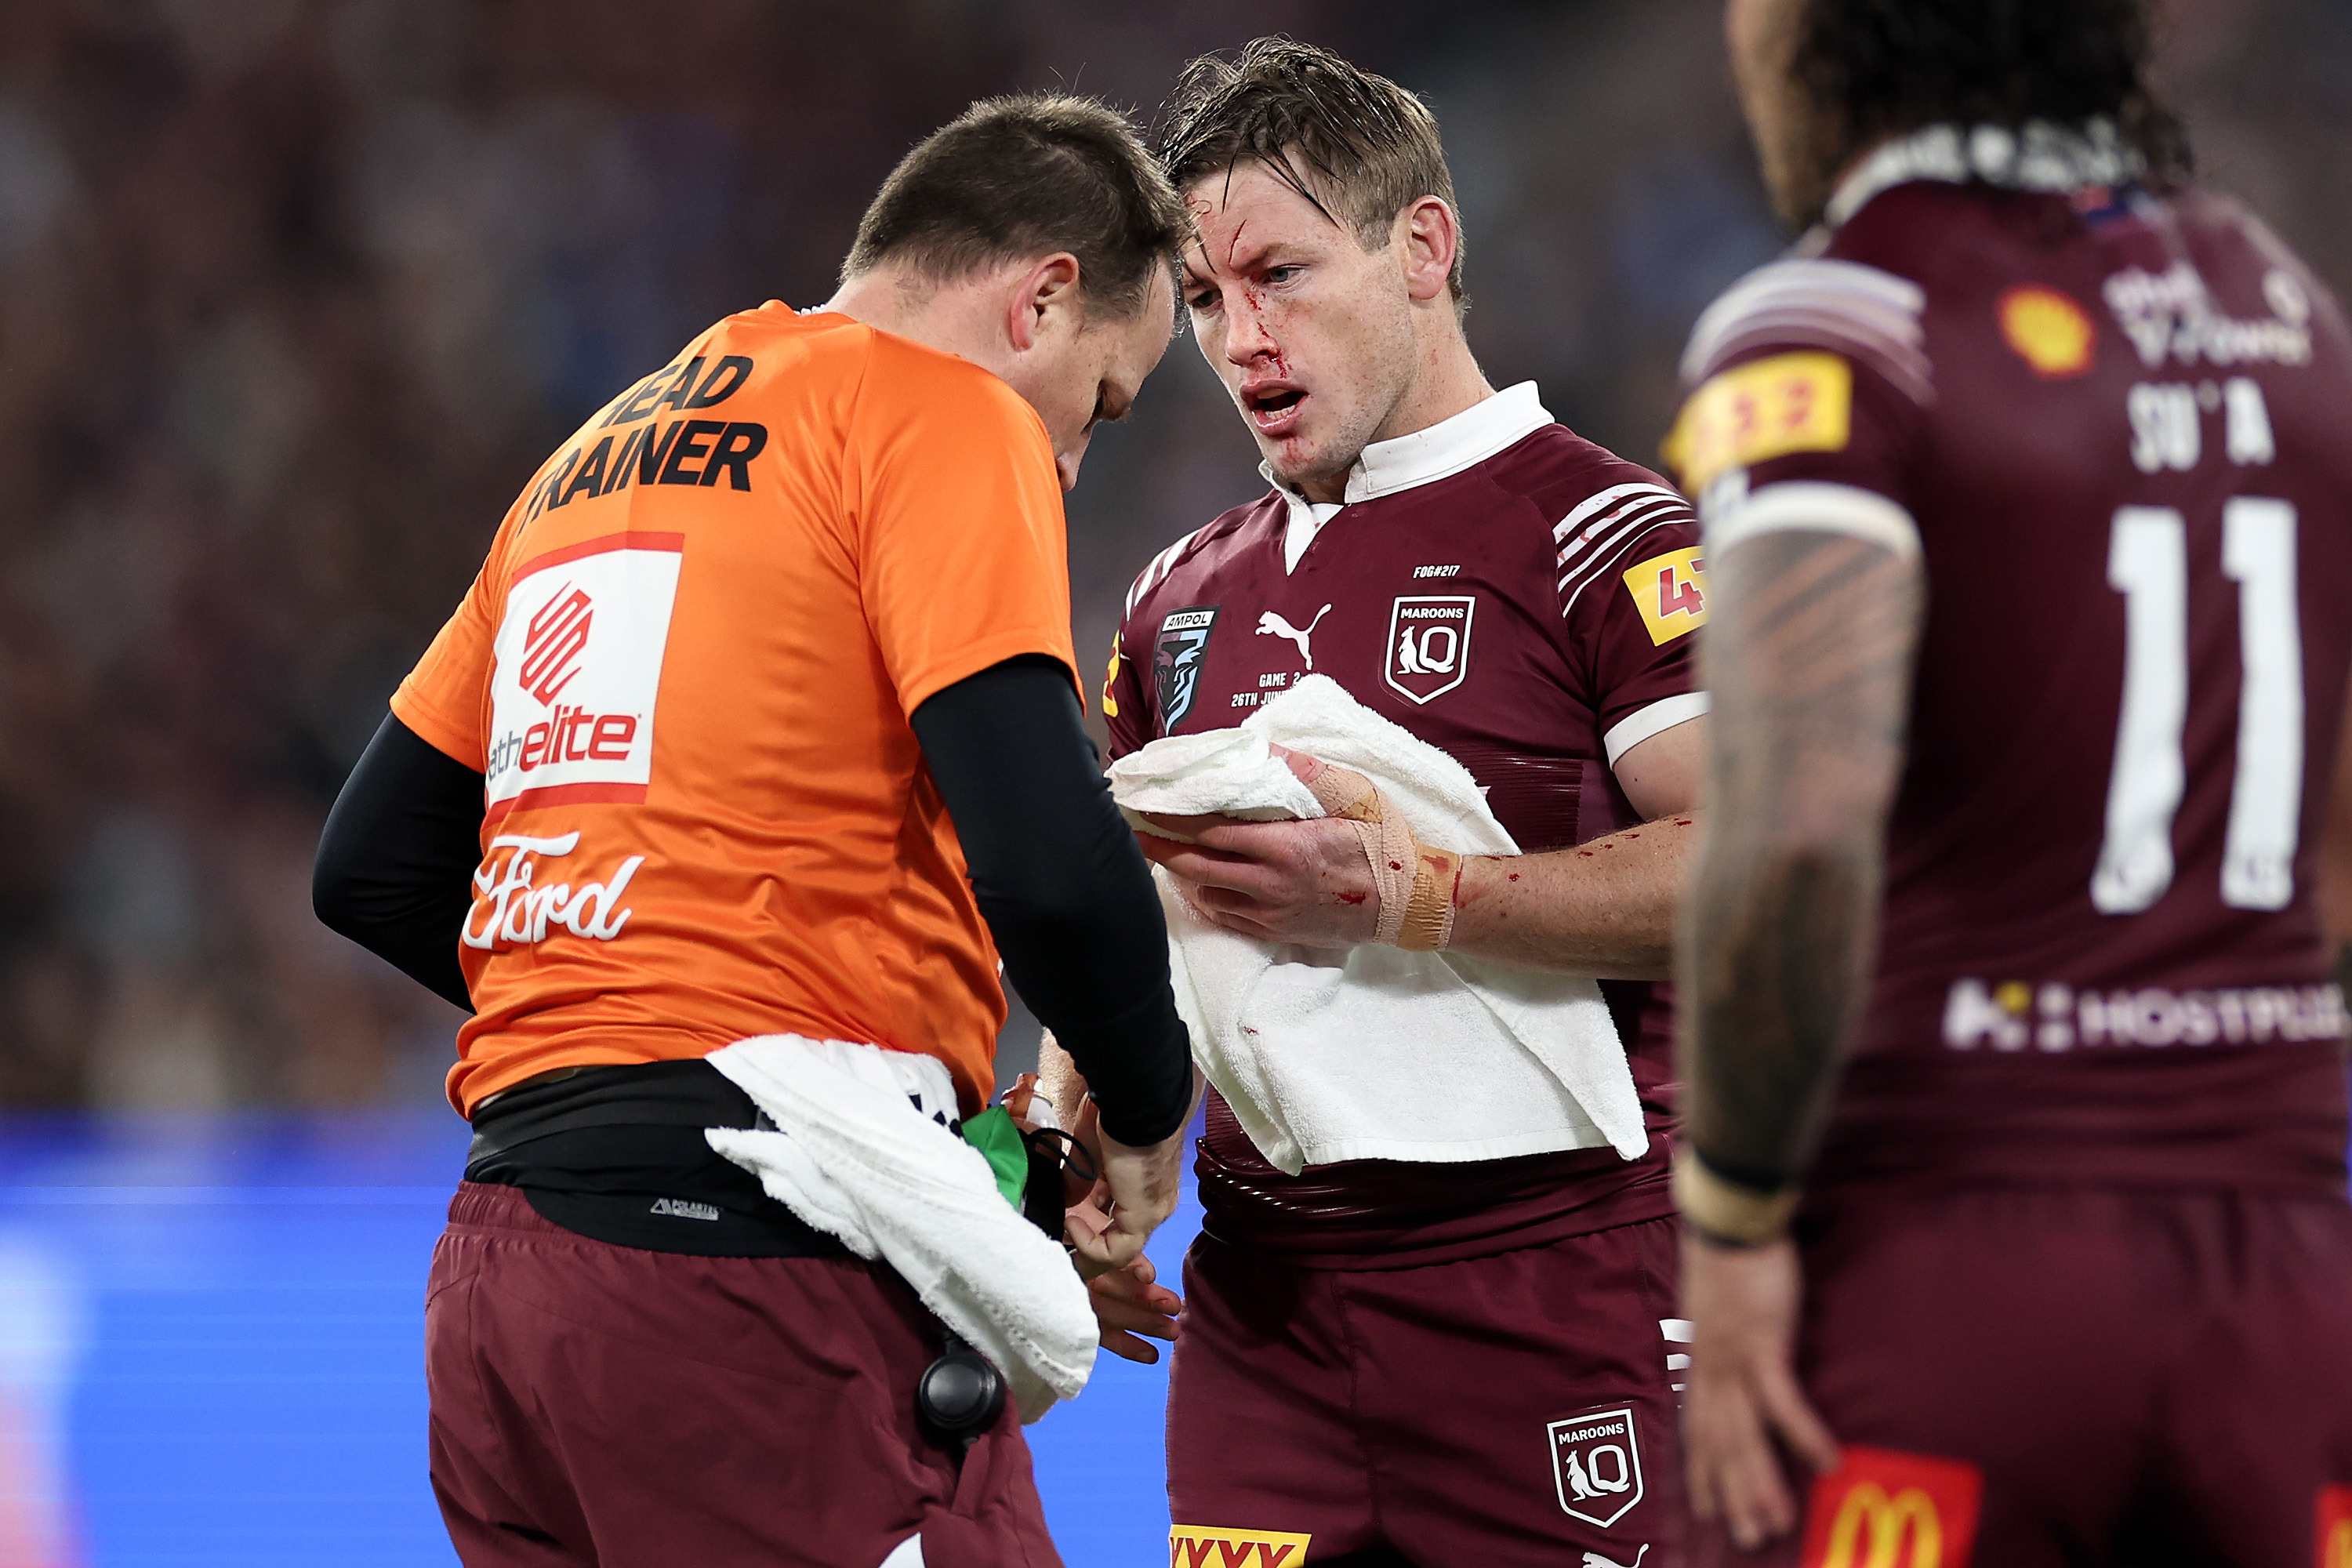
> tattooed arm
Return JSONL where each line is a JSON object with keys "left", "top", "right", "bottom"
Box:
{"left": 1675, "top": 526, "right": 1924, "bottom": 1549}
{"left": 1679, "top": 528, "right": 1923, "bottom": 1187}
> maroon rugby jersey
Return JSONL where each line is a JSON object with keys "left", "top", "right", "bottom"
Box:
{"left": 1104, "top": 383, "right": 1709, "bottom": 1265}
{"left": 1670, "top": 130, "right": 2352, "bottom": 1196}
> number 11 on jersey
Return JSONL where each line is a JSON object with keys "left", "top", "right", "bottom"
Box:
{"left": 2092, "top": 498, "right": 2303, "bottom": 916}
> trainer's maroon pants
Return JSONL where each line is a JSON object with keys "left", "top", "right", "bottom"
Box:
{"left": 424, "top": 1181, "right": 1062, "bottom": 1567}
{"left": 1695, "top": 1186, "right": 2352, "bottom": 1568}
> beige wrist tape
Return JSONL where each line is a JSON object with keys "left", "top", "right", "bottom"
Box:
{"left": 1300, "top": 760, "right": 1459, "bottom": 949}
{"left": 1671, "top": 1146, "right": 1801, "bottom": 1245}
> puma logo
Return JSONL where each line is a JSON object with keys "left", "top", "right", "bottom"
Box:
{"left": 1581, "top": 1548, "right": 1647, "bottom": 1568}
{"left": 1255, "top": 604, "right": 1332, "bottom": 670}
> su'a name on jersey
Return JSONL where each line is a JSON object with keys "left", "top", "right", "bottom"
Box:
{"left": 1668, "top": 162, "right": 2352, "bottom": 1196}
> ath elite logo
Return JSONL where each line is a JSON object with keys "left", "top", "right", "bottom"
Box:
{"left": 1798, "top": 1446, "right": 1982, "bottom": 1568}
{"left": 1548, "top": 1406, "right": 1645, "bottom": 1529}
{"left": 1386, "top": 594, "right": 1474, "bottom": 704}
{"left": 521, "top": 585, "right": 593, "bottom": 703}
{"left": 1167, "top": 1526, "right": 1311, "bottom": 1566}
{"left": 486, "top": 531, "right": 684, "bottom": 818}
{"left": 1155, "top": 605, "right": 1219, "bottom": 733}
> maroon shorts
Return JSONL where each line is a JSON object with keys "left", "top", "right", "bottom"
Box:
{"left": 424, "top": 1181, "right": 1061, "bottom": 1568}
{"left": 1167, "top": 1216, "right": 1685, "bottom": 1566}
{"left": 1695, "top": 1187, "right": 2352, "bottom": 1568}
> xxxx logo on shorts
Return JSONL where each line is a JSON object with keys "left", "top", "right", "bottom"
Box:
{"left": 1167, "top": 1524, "right": 1311, "bottom": 1566}
{"left": 1798, "top": 1446, "right": 1982, "bottom": 1568}
{"left": 2318, "top": 1483, "right": 2352, "bottom": 1568}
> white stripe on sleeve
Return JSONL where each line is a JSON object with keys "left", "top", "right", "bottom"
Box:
{"left": 1704, "top": 480, "right": 1921, "bottom": 561}
{"left": 1603, "top": 691, "right": 1711, "bottom": 767}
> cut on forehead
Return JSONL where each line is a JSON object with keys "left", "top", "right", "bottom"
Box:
{"left": 1157, "top": 36, "right": 1466, "bottom": 299}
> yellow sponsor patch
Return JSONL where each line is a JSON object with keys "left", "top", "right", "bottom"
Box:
{"left": 1622, "top": 545, "right": 1708, "bottom": 644}
{"left": 1169, "top": 1525, "right": 1312, "bottom": 1566}
{"left": 2321, "top": 1484, "right": 2352, "bottom": 1568}
{"left": 1661, "top": 350, "right": 1852, "bottom": 493}
{"left": 1998, "top": 284, "right": 2096, "bottom": 379}
{"left": 1102, "top": 631, "right": 1123, "bottom": 720}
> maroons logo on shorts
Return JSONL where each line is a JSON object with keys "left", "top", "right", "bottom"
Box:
{"left": 1548, "top": 1404, "right": 1644, "bottom": 1528}
{"left": 1154, "top": 605, "right": 1218, "bottom": 732}
{"left": 1385, "top": 594, "right": 1475, "bottom": 705}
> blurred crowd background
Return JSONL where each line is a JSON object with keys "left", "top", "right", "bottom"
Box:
{"left": 0, "top": 0, "right": 2343, "bottom": 1112}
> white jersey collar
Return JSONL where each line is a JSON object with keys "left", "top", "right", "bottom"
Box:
{"left": 1825, "top": 118, "right": 2143, "bottom": 230}
{"left": 1263, "top": 381, "right": 1552, "bottom": 572}
{"left": 1261, "top": 379, "right": 1551, "bottom": 508}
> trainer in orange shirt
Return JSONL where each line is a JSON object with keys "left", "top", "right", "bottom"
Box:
{"left": 316, "top": 96, "right": 1194, "bottom": 1568}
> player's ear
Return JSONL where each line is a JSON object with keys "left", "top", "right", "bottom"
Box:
{"left": 1396, "top": 197, "right": 1458, "bottom": 305}
{"left": 1006, "top": 252, "right": 1083, "bottom": 353}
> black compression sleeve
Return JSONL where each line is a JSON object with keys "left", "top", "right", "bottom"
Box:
{"left": 313, "top": 714, "right": 484, "bottom": 1012}
{"left": 911, "top": 655, "right": 1192, "bottom": 1145}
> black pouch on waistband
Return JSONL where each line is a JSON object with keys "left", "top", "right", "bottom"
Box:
{"left": 466, "top": 1060, "right": 848, "bottom": 1259}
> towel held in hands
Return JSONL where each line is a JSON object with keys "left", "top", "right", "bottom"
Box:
{"left": 1106, "top": 673, "right": 1650, "bottom": 1175}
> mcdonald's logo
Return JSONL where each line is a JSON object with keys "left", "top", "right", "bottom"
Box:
{"left": 1798, "top": 1446, "right": 1982, "bottom": 1568}
{"left": 1819, "top": 1484, "right": 1941, "bottom": 1568}
{"left": 2317, "top": 1483, "right": 2352, "bottom": 1568}
{"left": 1168, "top": 1525, "right": 1312, "bottom": 1567}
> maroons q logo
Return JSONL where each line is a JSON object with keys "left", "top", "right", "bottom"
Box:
{"left": 1548, "top": 1406, "right": 1643, "bottom": 1529}
{"left": 1386, "top": 593, "right": 1474, "bottom": 704}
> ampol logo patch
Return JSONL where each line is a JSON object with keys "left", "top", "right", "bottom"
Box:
{"left": 1548, "top": 1405, "right": 1644, "bottom": 1529}
{"left": 486, "top": 531, "right": 683, "bottom": 819}
{"left": 1167, "top": 1525, "right": 1311, "bottom": 1566}
{"left": 1385, "top": 594, "right": 1475, "bottom": 705}
{"left": 1798, "top": 1446, "right": 1982, "bottom": 1568}
{"left": 2318, "top": 1483, "right": 2352, "bottom": 1568}
{"left": 1154, "top": 605, "right": 1219, "bottom": 732}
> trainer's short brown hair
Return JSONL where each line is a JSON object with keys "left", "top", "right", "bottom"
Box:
{"left": 844, "top": 94, "right": 1185, "bottom": 321}
{"left": 1160, "top": 38, "right": 1465, "bottom": 304}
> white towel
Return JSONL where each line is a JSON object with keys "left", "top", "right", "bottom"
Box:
{"left": 1107, "top": 674, "right": 1649, "bottom": 1174}
{"left": 702, "top": 1034, "right": 1096, "bottom": 1423}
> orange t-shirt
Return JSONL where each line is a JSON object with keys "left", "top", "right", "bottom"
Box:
{"left": 392, "top": 304, "right": 1076, "bottom": 1118}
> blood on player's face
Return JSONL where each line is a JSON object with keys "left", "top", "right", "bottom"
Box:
{"left": 1181, "top": 162, "right": 1419, "bottom": 502}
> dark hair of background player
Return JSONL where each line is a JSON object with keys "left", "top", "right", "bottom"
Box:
{"left": 842, "top": 93, "right": 1186, "bottom": 321}
{"left": 1159, "top": 37, "right": 1468, "bottom": 310}
{"left": 1792, "top": 0, "right": 2193, "bottom": 188}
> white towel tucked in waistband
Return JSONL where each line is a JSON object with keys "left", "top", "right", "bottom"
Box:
{"left": 702, "top": 1034, "right": 1096, "bottom": 1422}
{"left": 1107, "top": 673, "right": 1648, "bottom": 1174}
